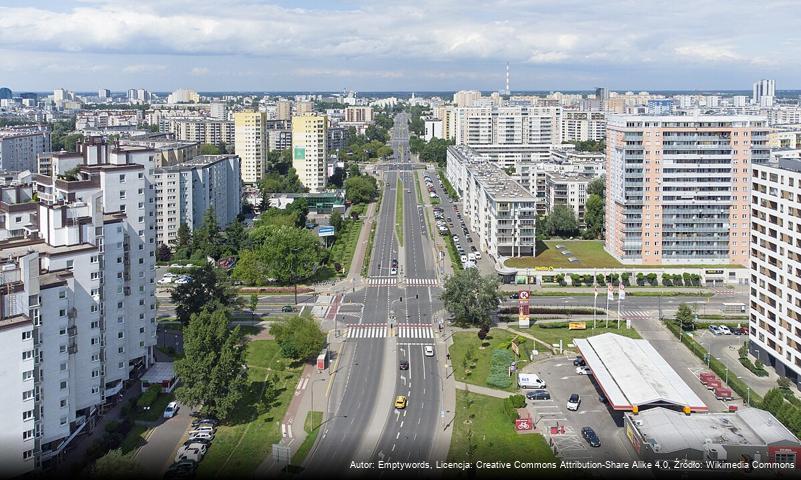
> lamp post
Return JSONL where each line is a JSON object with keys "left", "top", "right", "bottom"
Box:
{"left": 716, "top": 357, "right": 729, "bottom": 384}
{"left": 737, "top": 376, "right": 751, "bottom": 406}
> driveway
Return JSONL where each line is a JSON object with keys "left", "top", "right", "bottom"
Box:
{"left": 135, "top": 401, "right": 192, "bottom": 477}
{"left": 695, "top": 329, "right": 779, "bottom": 398}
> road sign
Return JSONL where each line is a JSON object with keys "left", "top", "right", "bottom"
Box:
{"left": 519, "top": 290, "right": 530, "bottom": 300}
{"left": 515, "top": 418, "right": 532, "bottom": 431}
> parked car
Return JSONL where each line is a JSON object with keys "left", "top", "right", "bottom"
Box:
{"left": 164, "top": 460, "right": 197, "bottom": 479}
{"left": 175, "top": 445, "right": 204, "bottom": 463}
{"left": 708, "top": 325, "right": 722, "bottom": 335}
{"left": 474, "top": 252, "right": 481, "bottom": 259}
{"left": 460, "top": 255, "right": 467, "bottom": 264}
{"left": 566, "top": 393, "right": 581, "bottom": 411}
{"left": 281, "top": 305, "right": 294, "bottom": 313}
{"left": 391, "top": 267, "right": 398, "bottom": 275}
{"left": 183, "top": 437, "right": 211, "bottom": 448}
{"left": 509, "top": 292, "right": 519, "bottom": 299}
{"left": 187, "top": 431, "right": 214, "bottom": 441}
{"left": 581, "top": 427, "right": 601, "bottom": 447}
{"left": 573, "top": 356, "right": 585, "bottom": 366}
{"left": 394, "top": 395, "right": 408, "bottom": 409}
{"left": 453, "top": 235, "right": 460, "bottom": 242}
{"left": 190, "top": 424, "right": 215, "bottom": 433}
{"left": 424, "top": 346, "right": 435, "bottom": 357}
{"left": 718, "top": 325, "right": 732, "bottom": 335}
{"left": 399, "top": 360, "right": 409, "bottom": 370}
{"left": 163, "top": 401, "right": 179, "bottom": 419}
{"left": 191, "top": 418, "right": 219, "bottom": 428}
{"left": 525, "top": 390, "right": 551, "bottom": 400}
{"left": 576, "top": 366, "right": 592, "bottom": 375}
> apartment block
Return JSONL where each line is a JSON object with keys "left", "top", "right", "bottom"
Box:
{"left": 561, "top": 111, "right": 606, "bottom": 142}
{"left": 605, "top": 115, "right": 769, "bottom": 265}
{"left": 292, "top": 115, "right": 328, "bottom": 193}
{"left": 1, "top": 128, "right": 52, "bottom": 172}
{"left": 452, "top": 90, "right": 482, "bottom": 108}
{"left": 0, "top": 138, "right": 156, "bottom": 475}
{"left": 168, "top": 119, "right": 235, "bottom": 146}
{"left": 750, "top": 158, "right": 801, "bottom": 385}
{"left": 154, "top": 154, "right": 241, "bottom": 247}
{"left": 344, "top": 106, "right": 373, "bottom": 124}
{"left": 544, "top": 172, "right": 592, "bottom": 224}
{"left": 446, "top": 145, "right": 536, "bottom": 258}
{"left": 234, "top": 111, "right": 268, "bottom": 184}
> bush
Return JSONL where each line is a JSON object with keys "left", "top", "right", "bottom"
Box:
{"left": 595, "top": 273, "right": 605, "bottom": 286}
{"left": 137, "top": 384, "right": 161, "bottom": 409}
{"left": 555, "top": 273, "right": 566, "bottom": 287}
{"left": 105, "top": 420, "right": 120, "bottom": 434}
{"left": 621, "top": 272, "right": 630, "bottom": 286}
{"left": 570, "top": 273, "right": 582, "bottom": 286}
{"left": 486, "top": 349, "right": 514, "bottom": 389}
{"left": 636, "top": 272, "right": 645, "bottom": 286}
{"left": 508, "top": 394, "right": 526, "bottom": 408}
{"left": 502, "top": 394, "right": 527, "bottom": 423}
{"left": 662, "top": 273, "right": 672, "bottom": 287}
{"left": 646, "top": 273, "right": 658, "bottom": 286}
{"left": 583, "top": 274, "right": 594, "bottom": 286}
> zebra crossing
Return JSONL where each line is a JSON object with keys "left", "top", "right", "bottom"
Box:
{"left": 397, "top": 324, "right": 435, "bottom": 338}
{"left": 345, "top": 324, "right": 388, "bottom": 339}
{"left": 368, "top": 277, "right": 397, "bottom": 286}
{"left": 620, "top": 310, "right": 649, "bottom": 319}
{"left": 406, "top": 278, "right": 437, "bottom": 286}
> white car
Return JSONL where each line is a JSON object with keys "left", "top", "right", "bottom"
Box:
{"left": 708, "top": 325, "right": 721, "bottom": 335}
{"left": 576, "top": 366, "right": 592, "bottom": 375}
{"left": 718, "top": 325, "right": 732, "bottom": 335}
{"left": 467, "top": 253, "right": 476, "bottom": 262}
{"left": 190, "top": 424, "right": 215, "bottom": 433}
{"left": 566, "top": 393, "right": 581, "bottom": 411}
{"left": 163, "top": 401, "right": 179, "bottom": 419}
{"left": 390, "top": 267, "right": 398, "bottom": 275}
{"left": 474, "top": 252, "right": 481, "bottom": 260}
{"left": 424, "top": 345, "right": 434, "bottom": 357}
{"left": 188, "top": 431, "right": 215, "bottom": 441}
{"left": 157, "top": 277, "right": 174, "bottom": 285}
{"left": 175, "top": 443, "right": 207, "bottom": 462}
{"left": 174, "top": 276, "right": 191, "bottom": 285}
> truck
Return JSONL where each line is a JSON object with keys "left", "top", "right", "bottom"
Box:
{"left": 517, "top": 373, "right": 546, "bottom": 389}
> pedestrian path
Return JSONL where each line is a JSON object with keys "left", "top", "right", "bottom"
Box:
{"left": 406, "top": 278, "right": 438, "bottom": 286}
{"left": 368, "top": 277, "right": 397, "bottom": 286}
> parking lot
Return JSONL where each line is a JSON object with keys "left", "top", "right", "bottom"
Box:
{"left": 521, "top": 357, "right": 636, "bottom": 462}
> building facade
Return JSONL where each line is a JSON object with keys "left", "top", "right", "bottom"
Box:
{"left": 168, "top": 119, "right": 235, "bottom": 146}
{"left": 234, "top": 111, "right": 268, "bottom": 184}
{"left": 1, "top": 128, "right": 51, "bottom": 172}
{"left": 605, "top": 115, "right": 769, "bottom": 265}
{"left": 292, "top": 115, "right": 328, "bottom": 193}
{"left": 446, "top": 145, "right": 536, "bottom": 258}
{"left": 544, "top": 172, "right": 592, "bottom": 224}
{"left": 561, "top": 111, "right": 606, "bottom": 142}
{"left": 154, "top": 155, "right": 241, "bottom": 247}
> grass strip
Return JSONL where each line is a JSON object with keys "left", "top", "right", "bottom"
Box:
{"left": 290, "top": 411, "right": 323, "bottom": 465}
{"left": 395, "top": 177, "right": 404, "bottom": 247}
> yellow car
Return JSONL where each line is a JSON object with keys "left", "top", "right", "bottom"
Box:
{"left": 394, "top": 395, "right": 408, "bottom": 409}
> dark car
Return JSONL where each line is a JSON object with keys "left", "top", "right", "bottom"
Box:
{"left": 399, "top": 360, "right": 409, "bottom": 370}
{"left": 466, "top": 237, "right": 473, "bottom": 243}
{"left": 281, "top": 305, "right": 294, "bottom": 313}
{"left": 164, "top": 460, "right": 197, "bottom": 479}
{"left": 509, "top": 292, "right": 520, "bottom": 299}
{"left": 581, "top": 427, "right": 601, "bottom": 447}
{"left": 526, "top": 390, "right": 551, "bottom": 400}
{"left": 392, "top": 258, "right": 398, "bottom": 267}
{"left": 573, "top": 356, "right": 585, "bottom": 366}
{"left": 599, "top": 394, "right": 607, "bottom": 404}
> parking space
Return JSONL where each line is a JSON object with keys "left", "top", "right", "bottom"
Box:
{"left": 522, "top": 357, "right": 637, "bottom": 462}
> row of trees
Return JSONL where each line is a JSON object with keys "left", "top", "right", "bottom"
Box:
{"left": 160, "top": 208, "right": 248, "bottom": 263}
{"left": 409, "top": 137, "right": 453, "bottom": 166}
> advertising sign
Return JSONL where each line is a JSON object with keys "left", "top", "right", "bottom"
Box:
{"left": 515, "top": 418, "right": 533, "bottom": 431}
{"left": 318, "top": 226, "right": 336, "bottom": 238}
{"left": 568, "top": 322, "right": 587, "bottom": 330}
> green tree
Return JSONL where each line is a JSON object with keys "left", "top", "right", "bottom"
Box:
{"left": 377, "top": 145, "right": 394, "bottom": 159}
{"left": 171, "top": 264, "right": 237, "bottom": 324}
{"left": 587, "top": 176, "right": 605, "bottom": 197}
{"left": 546, "top": 205, "right": 579, "bottom": 238}
{"left": 157, "top": 243, "right": 172, "bottom": 262}
{"left": 175, "top": 306, "right": 249, "bottom": 419}
{"left": 200, "top": 143, "right": 221, "bottom": 155}
{"left": 248, "top": 293, "right": 259, "bottom": 321}
{"left": 232, "top": 226, "right": 324, "bottom": 290}
{"left": 176, "top": 223, "right": 192, "bottom": 249}
{"left": 269, "top": 314, "right": 326, "bottom": 361}
{"left": 345, "top": 175, "right": 378, "bottom": 204}
{"left": 674, "top": 303, "right": 696, "bottom": 331}
{"left": 90, "top": 449, "right": 142, "bottom": 479}
{"left": 192, "top": 208, "right": 221, "bottom": 259}
{"left": 441, "top": 268, "right": 502, "bottom": 327}
{"left": 222, "top": 220, "right": 248, "bottom": 256}
{"left": 347, "top": 162, "right": 360, "bottom": 178}
{"left": 330, "top": 211, "right": 344, "bottom": 233}
{"left": 63, "top": 133, "right": 85, "bottom": 152}
{"left": 328, "top": 166, "right": 346, "bottom": 188}
{"left": 584, "top": 194, "right": 605, "bottom": 239}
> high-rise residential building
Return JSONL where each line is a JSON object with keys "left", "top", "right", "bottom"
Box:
{"left": 344, "top": 106, "right": 373, "bottom": 124}
{"left": 0, "top": 138, "right": 156, "bottom": 476}
{"left": 733, "top": 95, "right": 749, "bottom": 108}
{"left": 210, "top": 102, "right": 227, "bottom": 120}
{"left": 561, "top": 111, "right": 606, "bottom": 142}
{"left": 276, "top": 100, "right": 292, "bottom": 121}
{"left": 98, "top": 89, "right": 111, "bottom": 100}
{"left": 750, "top": 158, "right": 801, "bottom": 384}
{"left": 168, "top": 119, "right": 235, "bottom": 146}
{"left": 452, "top": 90, "right": 482, "bottom": 108}
{"left": 605, "top": 115, "right": 769, "bottom": 265}
{"left": 154, "top": 154, "right": 241, "bottom": 247}
{"left": 595, "top": 87, "right": 610, "bottom": 101}
{"left": 1, "top": 127, "right": 51, "bottom": 171}
{"left": 292, "top": 115, "right": 328, "bottom": 193}
{"left": 544, "top": 172, "right": 592, "bottom": 224}
{"left": 753, "top": 79, "right": 776, "bottom": 107}
{"left": 446, "top": 145, "right": 536, "bottom": 257}
{"left": 167, "top": 89, "right": 199, "bottom": 104}
{"left": 234, "top": 111, "right": 268, "bottom": 184}
{"left": 0, "top": 87, "right": 12, "bottom": 100}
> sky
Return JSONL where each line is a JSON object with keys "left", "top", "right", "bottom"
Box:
{"left": 0, "top": 0, "right": 798, "bottom": 93}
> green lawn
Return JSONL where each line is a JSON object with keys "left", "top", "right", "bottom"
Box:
{"left": 290, "top": 411, "right": 323, "bottom": 465}
{"left": 136, "top": 393, "right": 175, "bottom": 422}
{"left": 328, "top": 219, "right": 363, "bottom": 276}
{"left": 448, "top": 390, "right": 556, "bottom": 465}
{"left": 414, "top": 171, "right": 424, "bottom": 204}
{"left": 448, "top": 329, "right": 532, "bottom": 392}
{"left": 196, "top": 340, "right": 303, "bottom": 477}
{"left": 120, "top": 424, "right": 150, "bottom": 455}
{"left": 510, "top": 322, "right": 640, "bottom": 350}
{"left": 362, "top": 219, "right": 378, "bottom": 277}
{"left": 505, "top": 240, "right": 622, "bottom": 269}
{"left": 437, "top": 168, "right": 459, "bottom": 200}
{"left": 395, "top": 178, "right": 404, "bottom": 246}
{"left": 444, "top": 234, "right": 463, "bottom": 271}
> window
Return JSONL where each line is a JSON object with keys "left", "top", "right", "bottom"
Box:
{"left": 118, "top": 332, "right": 124, "bottom": 339}
{"left": 58, "top": 289, "right": 66, "bottom": 299}
{"left": 22, "top": 410, "right": 33, "bottom": 421}
{"left": 60, "top": 399, "right": 67, "bottom": 407}
{"left": 22, "top": 390, "right": 34, "bottom": 401}
{"left": 22, "top": 430, "right": 33, "bottom": 441}
{"left": 22, "top": 370, "right": 34, "bottom": 381}
{"left": 119, "top": 174, "right": 126, "bottom": 182}
{"left": 60, "top": 416, "right": 68, "bottom": 426}
{"left": 118, "top": 361, "right": 124, "bottom": 369}
{"left": 59, "top": 309, "right": 66, "bottom": 317}
{"left": 91, "top": 386, "right": 100, "bottom": 394}
{"left": 66, "top": 260, "right": 74, "bottom": 270}
{"left": 22, "top": 330, "right": 32, "bottom": 341}
{"left": 23, "top": 450, "right": 33, "bottom": 460}
{"left": 91, "top": 370, "right": 99, "bottom": 378}
{"left": 22, "top": 350, "right": 33, "bottom": 361}
{"left": 60, "top": 381, "right": 67, "bottom": 390}
{"left": 60, "top": 362, "right": 67, "bottom": 371}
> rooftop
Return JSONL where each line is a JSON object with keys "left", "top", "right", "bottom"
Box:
{"left": 449, "top": 145, "right": 535, "bottom": 202}
{"left": 574, "top": 333, "right": 707, "bottom": 411}
{"left": 155, "top": 154, "right": 238, "bottom": 172}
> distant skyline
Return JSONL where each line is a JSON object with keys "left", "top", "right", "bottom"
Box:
{"left": 0, "top": 0, "right": 798, "bottom": 92}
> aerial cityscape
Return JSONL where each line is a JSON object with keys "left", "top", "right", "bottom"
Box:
{"left": 2, "top": 1, "right": 801, "bottom": 479}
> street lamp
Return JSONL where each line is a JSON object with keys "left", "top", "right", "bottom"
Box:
{"left": 737, "top": 376, "right": 751, "bottom": 406}
{"left": 715, "top": 357, "right": 729, "bottom": 384}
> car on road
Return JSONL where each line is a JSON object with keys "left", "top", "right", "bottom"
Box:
{"left": 718, "top": 325, "right": 732, "bottom": 335}
{"left": 164, "top": 460, "right": 197, "bottom": 479}
{"left": 452, "top": 235, "right": 460, "bottom": 242}
{"left": 566, "top": 393, "right": 581, "bottom": 411}
{"left": 399, "top": 360, "right": 409, "bottom": 370}
{"left": 573, "top": 356, "right": 585, "bottom": 366}
{"left": 466, "top": 237, "right": 473, "bottom": 243}
{"left": 460, "top": 255, "right": 467, "bottom": 264}
{"left": 576, "top": 366, "right": 592, "bottom": 375}
{"left": 474, "top": 252, "right": 481, "bottom": 259}
{"left": 163, "top": 401, "right": 179, "bottom": 419}
{"left": 509, "top": 292, "right": 519, "bottom": 299}
{"left": 394, "top": 395, "right": 408, "bottom": 409}
{"left": 525, "top": 390, "right": 551, "bottom": 400}
{"left": 424, "top": 345, "right": 434, "bottom": 357}
{"left": 281, "top": 305, "right": 294, "bottom": 313}
{"left": 708, "top": 325, "right": 722, "bottom": 335}
{"left": 391, "top": 267, "right": 398, "bottom": 275}
{"left": 581, "top": 427, "right": 601, "bottom": 447}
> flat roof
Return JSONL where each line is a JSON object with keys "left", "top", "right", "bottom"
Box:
{"left": 448, "top": 145, "right": 535, "bottom": 202}
{"left": 141, "top": 362, "right": 175, "bottom": 383}
{"left": 629, "top": 407, "right": 799, "bottom": 454}
{"left": 574, "top": 333, "right": 707, "bottom": 411}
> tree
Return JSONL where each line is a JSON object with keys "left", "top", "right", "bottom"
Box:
{"left": 376, "top": 145, "right": 394, "bottom": 159}
{"left": 200, "top": 143, "right": 221, "bottom": 155}
{"left": 269, "top": 314, "right": 326, "bottom": 361}
{"left": 674, "top": 303, "right": 696, "bottom": 331}
{"left": 330, "top": 211, "right": 344, "bottom": 233}
{"left": 347, "top": 162, "right": 360, "bottom": 178}
{"left": 222, "top": 220, "right": 248, "bottom": 256}
{"left": 587, "top": 176, "right": 605, "bottom": 197}
{"left": 171, "top": 264, "right": 237, "bottom": 324}
{"left": 157, "top": 243, "right": 172, "bottom": 262}
{"left": 176, "top": 223, "right": 192, "bottom": 250}
{"left": 584, "top": 194, "right": 605, "bottom": 239}
{"left": 328, "top": 166, "right": 346, "bottom": 188}
{"left": 345, "top": 175, "right": 378, "bottom": 204}
{"left": 90, "top": 449, "right": 142, "bottom": 479}
{"left": 174, "top": 306, "right": 249, "bottom": 419}
{"left": 192, "top": 208, "right": 221, "bottom": 259}
{"left": 441, "top": 268, "right": 502, "bottom": 327}
{"left": 249, "top": 293, "right": 259, "bottom": 321}
{"left": 546, "top": 205, "right": 579, "bottom": 238}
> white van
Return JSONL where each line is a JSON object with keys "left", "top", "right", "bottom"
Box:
{"left": 467, "top": 253, "right": 476, "bottom": 262}
{"left": 517, "top": 373, "right": 546, "bottom": 389}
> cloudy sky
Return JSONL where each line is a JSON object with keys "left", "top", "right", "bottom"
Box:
{"left": 0, "top": 0, "right": 796, "bottom": 92}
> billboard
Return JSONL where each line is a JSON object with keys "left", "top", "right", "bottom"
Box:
{"left": 318, "top": 226, "right": 336, "bottom": 237}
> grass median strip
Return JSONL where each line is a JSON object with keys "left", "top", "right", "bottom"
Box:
{"left": 328, "top": 219, "right": 363, "bottom": 275}
{"left": 395, "top": 177, "right": 404, "bottom": 247}
{"left": 414, "top": 171, "right": 424, "bottom": 204}
{"left": 290, "top": 411, "right": 323, "bottom": 465}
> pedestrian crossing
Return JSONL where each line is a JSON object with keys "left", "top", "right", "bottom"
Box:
{"left": 620, "top": 310, "right": 649, "bottom": 319}
{"left": 397, "top": 324, "right": 435, "bottom": 338}
{"left": 406, "top": 278, "right": 438, "bottom": 286}
{"left": 343, "top": 323, "right": 436, "bottom": 339}
{"left": 366, "top": 277, "right": 438, "bottom": 286}
{"left": 368, "top": 277, "right": 397, "bottom": 286}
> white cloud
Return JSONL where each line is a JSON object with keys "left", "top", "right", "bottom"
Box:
{"left": 190, "top": 67, "right": 209, "bottom": 76}
{"left": 122, "top": 63, "right": 167, "bottom": 73}
{"left": 674, "top": 44, "right": 742, "bottom": 63}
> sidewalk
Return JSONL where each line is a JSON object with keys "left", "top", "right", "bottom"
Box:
{"left": 497, "top": 323, "right": 556, "bottom": 352}
{"left": 452, "top": 381, "right": 513, "bottom": 399}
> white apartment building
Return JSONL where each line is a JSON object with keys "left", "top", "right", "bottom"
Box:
{"left": 446, "top": 145, "right": 536, "bottom": 258}
{"left": 344, "top": 106, "right": 373, "bottom": 124}
{"left": 753, "top": 79, "right": 776, "bottom": 107}
{"left": 292, "top": 115, "right": 328, "bottom": 193}
{"left": 561, "top": 110, "right": 606, "bottom": 142}
{"left": 544, "top": 172, "right": 592, "bottom": 224}
{"left": 424, "top": 119, "right": 443, "bottom": 141}
{"left": 75, "top": 110, "right": 142, "bottom": 130}
{"left": 168, "top": 119, "right": 235, "bottom": 146}
{"left": 750, "top": 158, "right": 801, "bottom": 385}
{"left": 234, "top": 111, "right": 268, "bottom": 184}
{"left": 0, "top": 137, "right": 156, "bottom": 476}
{"left": 167, "top": 89, "right": 200, "bottom": 104}
{"left": 452, "top": 90, "right": 482, "bottom": 108}
{"left": 154, "top": 154, "right": 241, "bottom": 247}
{"left": 1, "top": 128, "right": 52, "bottom": 172}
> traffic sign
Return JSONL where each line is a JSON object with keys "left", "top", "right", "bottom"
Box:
{"left": 519, "top": 290, "right": 530, "bottom": 300}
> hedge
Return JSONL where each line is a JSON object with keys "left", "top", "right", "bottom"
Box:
{"left": 486, "top": 349, "right": 515, "bottom": 389}
{"left": 502, "top": 394, "right": 527, "bottom": 423}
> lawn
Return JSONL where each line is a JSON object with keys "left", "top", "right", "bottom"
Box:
{"left": 510, "top": 321, "right": 640, "bottom": 350}
{"left": 328, "top": 219, "right": 363, "bottom": 276}
{"left": 449, "top": 329, "right": 532, "bottom": 392}
{"left": 395, "top": 177, "right": 404, "bottom": 247}
{"left": 437, "top": 168, "right": 459, "bottom": 200}
{"left": 414, "top": 171, "right": 424, "bottom": 204}
{"left": 120, "top": 424, "right": 150, "bottom": 455}
{"left": 448, "top": 391, "right": 556, "bottom": 465}
{"left": 444, "top": 234, "right": 463, "bottom": 271}
{"left": 505, "top": 240, "right": 622, "bottom": 269}
{"left": 196, "top": 340, "right": 303, "bottom": 478}
{"left": 136, "top": 393, "right": 175, "bottom": 422}
{"left": 290, "top": 411, "right": 323, "bottom": 465}
{"left": 362, "top": 219, "right": 378, "bottom": 277}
